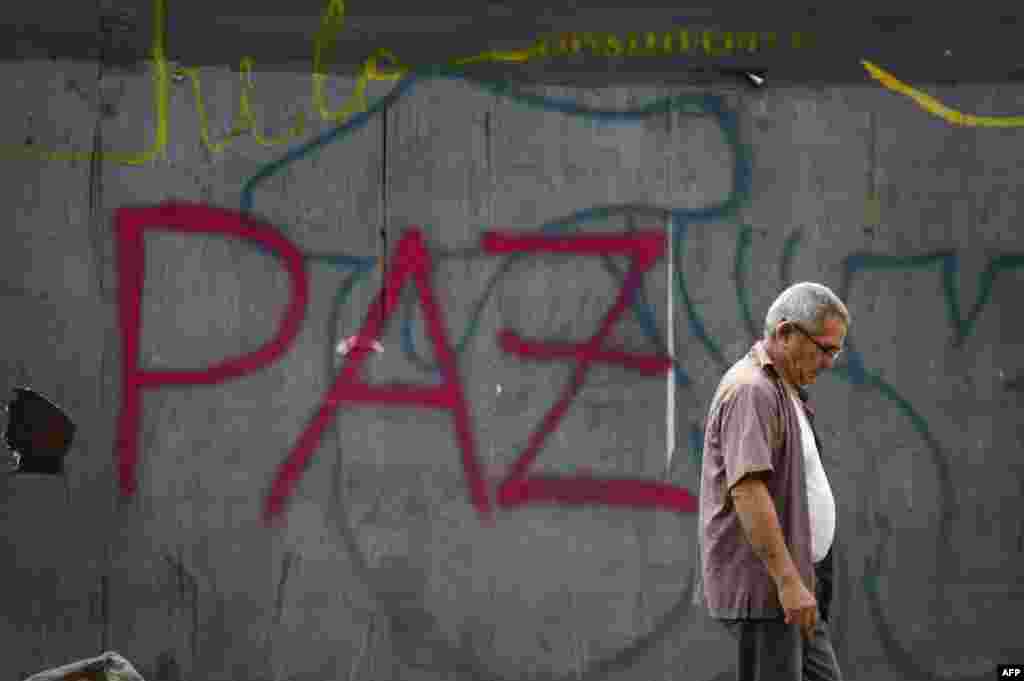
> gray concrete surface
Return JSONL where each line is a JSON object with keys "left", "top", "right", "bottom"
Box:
{"left": 0, "top": 56, "right": 1022, "bottom": 681}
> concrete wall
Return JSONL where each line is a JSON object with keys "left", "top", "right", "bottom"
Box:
{"left": 1, "top": 59, "right": 1022, "bottom": 681}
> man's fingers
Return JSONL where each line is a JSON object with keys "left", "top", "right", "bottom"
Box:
{"left": 799, "top": 610, "right": 814, "bottom": 640}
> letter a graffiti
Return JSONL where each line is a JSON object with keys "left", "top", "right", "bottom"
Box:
{"left": 262, "top": 227, "right": 489, "bottom": 525}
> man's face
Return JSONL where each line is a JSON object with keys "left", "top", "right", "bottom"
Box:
{"left": 778, "top": 316, "right": 847, "bottom": 387}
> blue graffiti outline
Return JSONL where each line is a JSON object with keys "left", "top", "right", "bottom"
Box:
{"left": 239, "top": 64, "right": 752, "bottom": 681}
{"left": 240, "top": 65, "right": 753, "bottom": 391}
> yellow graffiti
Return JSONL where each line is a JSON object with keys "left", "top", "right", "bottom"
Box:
{"left": 865, "top": 195, "right": 881, "bottom": 227}
{"left": 2, "top": 0, "right": 817, "bottom": 163}
{"left": 2, "top": 0, "right": 541, "bottom": 163}
{"left": 0, "top": 0, "right": 170, "bottom": 164}
{"left": 3, "top": 0, "right": 818, "bottom": 163}
{"left": 180, "top": 57, "right": 308, "bottom": 151}
{"left": 536, "top": 29, "right": 809, "bottom": 59}
{"left": 862, "top": 60, "right": 1024, "bottom": 127}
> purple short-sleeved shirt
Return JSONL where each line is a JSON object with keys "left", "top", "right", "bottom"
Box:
{"left": 691, "top": 340, "right": 818, "bottom": 619}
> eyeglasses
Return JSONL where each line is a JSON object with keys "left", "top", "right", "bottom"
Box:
{"left": 789, "top": 323, "right": 843, "bottom": 361}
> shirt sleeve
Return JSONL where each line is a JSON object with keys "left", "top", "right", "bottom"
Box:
{"left": 718, "top": 381, "right": 780, "bottom": 494}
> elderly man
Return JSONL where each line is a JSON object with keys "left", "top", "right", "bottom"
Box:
{"left": 694, "top": 282, "right": 849, "bottom": 681}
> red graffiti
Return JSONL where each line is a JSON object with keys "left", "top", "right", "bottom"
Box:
{"left": 482, "top": 230, "right": 696, "bottom": 514}
{"left": 115, "top": 203, "right": 309, "bottom": 499}
{"left": 262, "top": 227, "right": 488, "bottom": 526}
{"left": 115, "top": 203, "right": 697, "bottom": 528}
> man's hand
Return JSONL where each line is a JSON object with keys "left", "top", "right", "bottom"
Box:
{"left": 731, "top": 473, "right": 818, "bottom": 640}
{"left": 779, "top": 576, "right": 818, "bottom": 640}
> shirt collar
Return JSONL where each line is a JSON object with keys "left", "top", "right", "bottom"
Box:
{"left": 752, "top": 340, "right": 812, "bottom": 410}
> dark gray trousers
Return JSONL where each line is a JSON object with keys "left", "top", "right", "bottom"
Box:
{"left": 717, "top": 546, "right": 842, "bottom": 681}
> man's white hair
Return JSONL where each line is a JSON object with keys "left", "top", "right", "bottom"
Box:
{"left": 763, "top": 282, "right": 850, "bottom": 339}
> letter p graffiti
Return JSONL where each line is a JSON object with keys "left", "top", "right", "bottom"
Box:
{"left": 115, "top": 203, "right": 309, "bottom": 498}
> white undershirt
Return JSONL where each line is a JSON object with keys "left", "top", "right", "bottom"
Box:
{"left": 788, "top": 389, "right": 835, "bottom": 563}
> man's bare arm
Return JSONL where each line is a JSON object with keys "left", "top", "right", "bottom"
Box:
{"left": 730, "top": 473, "right": 801, "bottom": 589}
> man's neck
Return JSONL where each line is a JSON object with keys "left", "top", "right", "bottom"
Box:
{"left": 763, "top": 338, "right": 801, "bottom": 396}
